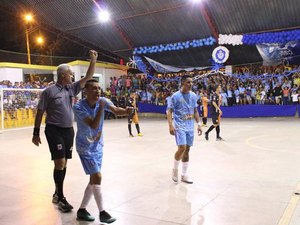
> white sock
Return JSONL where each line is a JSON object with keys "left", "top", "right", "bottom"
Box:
{"left": 182, "top": 162, "right": 189, "bottom": 176}
{"left": 79, "top": 184, "right": 93, "bottom": 209}
{"left": 92, "top": 184, "right": 104, "bottom": 212}
{"left": 173, "top": 159, "right": 180, "bottom": 170}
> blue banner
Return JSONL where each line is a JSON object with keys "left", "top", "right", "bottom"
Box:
{"left": 145, "top": 56, "right": 208, "bottom": 73}
{"left": 256, "top": 41, "right": 300, "bottom": 66}
{"left": 138, "top": 103, "right": 298, "bottom": 118}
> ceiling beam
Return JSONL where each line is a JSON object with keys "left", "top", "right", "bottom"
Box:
{"left": 199, "top": 3, "right": 219, "bottom": 40}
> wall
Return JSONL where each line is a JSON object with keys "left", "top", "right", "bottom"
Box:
{"left": 0, "top": 68, "right": 23, "bottom": 83}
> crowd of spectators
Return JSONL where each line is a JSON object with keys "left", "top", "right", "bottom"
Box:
{"left": 0, "top": 80, "right": 46, "bottom": 119}
{"left": 1, "top": 64, "right": 300, "bottom": 118}
{"left": 0, "top": 80, "right": 53, "bottom": 89}
{"left": 103, "top": 65, "right": 300, "bottom": 107}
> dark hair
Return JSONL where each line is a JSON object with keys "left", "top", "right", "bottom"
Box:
{"left": 181, "top": 75, "right": 192, "bottom": 84}
{"left": 212, "top": 84, "right": 220, "bottom": 92}
{"left": 84, "top": 79, "right": 99, "bottom": 89}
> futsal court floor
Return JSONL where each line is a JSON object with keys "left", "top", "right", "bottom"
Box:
{"left": 0, "top": 117, "right": 300, "bottom": 225}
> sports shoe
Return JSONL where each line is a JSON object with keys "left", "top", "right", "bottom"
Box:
{"left": 100, "top": 210, "right": 117, "bottom": 224}
{"left": 205, "top": 132, "right": 209, "bottom": 141}
{"left": 201, "top": 124, "right": 207, "bottom": 127}
{"left": 172, "top": 169, "right": 178, "bottom": 182}
{"left": 52, "top": 193, "right": 59, "bottom": 204}
{"left": 137, "top": 133, "right": 143, "bottom": 137}
{"left": 129, "top": 134, "right": 134, "bottom": 137}
{"left": 58, "top": 197, "right": 73, "bottom": 213}
{"left": 181, "top": 175, "right": 193, "bottom": 184}
{"left": 216, "top": 137, "right": 225, "bottom": 141}
{"left": 77, "top": 208, "right": 95, "bottom": 221}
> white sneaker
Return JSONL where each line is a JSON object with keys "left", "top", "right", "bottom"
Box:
{"left": 172, "top": 169, "right": 178, "bottom": 182}
{"left": 181, "top": 175, "right": 193, "bottom": 184}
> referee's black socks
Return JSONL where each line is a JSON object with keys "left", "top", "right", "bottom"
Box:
{"left": 54, "top": 169, "right": 64, "bottom": 199}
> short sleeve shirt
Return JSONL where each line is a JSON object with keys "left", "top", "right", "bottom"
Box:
{"left": 37, "top": 81, "right": 81, "bottom": 127}
{"left": 168, "top": 91, "right": 197, "bottom": 131}
{"left": 73, "top": 97, "right": 113, "bottom": 156}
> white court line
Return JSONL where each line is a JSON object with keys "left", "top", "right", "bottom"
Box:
{"left": 277, "top": 182, "right": 300, "bottom": 225}
{"left": 245, "top": 135, "right": 298, "bottom": 154}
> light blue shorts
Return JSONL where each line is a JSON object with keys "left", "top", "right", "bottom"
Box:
{"left": 79, "top": 152, "right": 103, "bottom": 175}
{"left": 175, "top": 129, "right": 194, "bottom": 146}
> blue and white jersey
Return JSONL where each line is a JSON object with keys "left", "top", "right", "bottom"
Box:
{"left": 168, "top": 90, "right": 197, "bottom": 131}
{"left": 73, "top": 98, "right": 113, "bottom": 157}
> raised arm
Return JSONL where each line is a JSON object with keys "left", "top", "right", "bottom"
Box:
{"left": 79, "top": 50, "right": 98, "bottom": 88}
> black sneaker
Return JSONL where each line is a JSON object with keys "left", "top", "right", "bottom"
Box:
{"left": 100, "top": 210, "right": 117, "bottom": 224}
{"left": 58, "top": 197, "right": 73, "bottom": 213}
{"left": 52, "top": 193, "right": 59, "bottom": 204}
{"left": 205, "top": 132, "right": 209, "bottom": 141}
{"left": 77, "top": 208, "right": 95, "bottom": 221}
{"left": 216, "top": 137, "right": 225, "bottom": 141}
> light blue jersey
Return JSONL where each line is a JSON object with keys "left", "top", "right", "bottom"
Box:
{"left": 168, "top": 90, "right": 197, "bottom": 131}
{"left": 73, "top": 97, "right": 113, "bottom": 157}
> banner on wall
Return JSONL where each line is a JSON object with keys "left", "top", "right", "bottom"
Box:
{"left": 256, "top": 41, "right": 300, "bottom": 66}
{"left": 144, "top": 56, "right": 208, "bottom": 73}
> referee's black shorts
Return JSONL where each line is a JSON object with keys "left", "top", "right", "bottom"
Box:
{"left": 45, "top": 124, "right": 74, "bottom": 160}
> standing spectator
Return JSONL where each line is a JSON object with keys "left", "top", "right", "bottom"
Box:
{"left": 291, "top": 91, "right": 299, "bottom": 105}
{"left": 226, "top": 86, "right": 233, "bottom": 106}
{"left": 238, "top": 84, "right": 246, "bottom": 105}
{"left": 250, "top": 84, "right": 257, "bottom": 104}
{"left": 220, "top": 90, "right": 228, "bottom": 106}
{"left": 260, "top": 89, "right": 267, "bottom": 104}
{"left": 32, "top": 50, "right": 98, "bottom": 212}
{"left": 234, "top": 88, "right": 240, "bottom": 105}
{"left": 125, "top": 76, "right": 132, "bottom": 93}
{"left": 273, "top": 83, "right": 282, "bottom": 105}
{"left": 282, "top": 86, "right": 290, "bottom": 105}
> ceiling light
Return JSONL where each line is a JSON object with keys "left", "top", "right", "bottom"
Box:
{"left": 191, "top": 0, "right": 203, "bottom": 3}
{"left": 98, "top": 10, "right": 110, "bottom": 23}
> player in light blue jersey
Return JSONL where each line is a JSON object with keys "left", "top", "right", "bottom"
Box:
{"left": 167, "top": 75, "right": 202, "bottom": 184}
{"left": 73, "top": 79, "right": 131, "bottom": 223}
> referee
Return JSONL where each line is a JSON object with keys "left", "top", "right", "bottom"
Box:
{"left": 32, "top": 50, "right": 98, "bottom": 212}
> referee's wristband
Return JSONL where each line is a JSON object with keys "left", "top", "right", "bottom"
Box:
{"left": 33, "top": 128, "right": 40, "bottom": 136}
